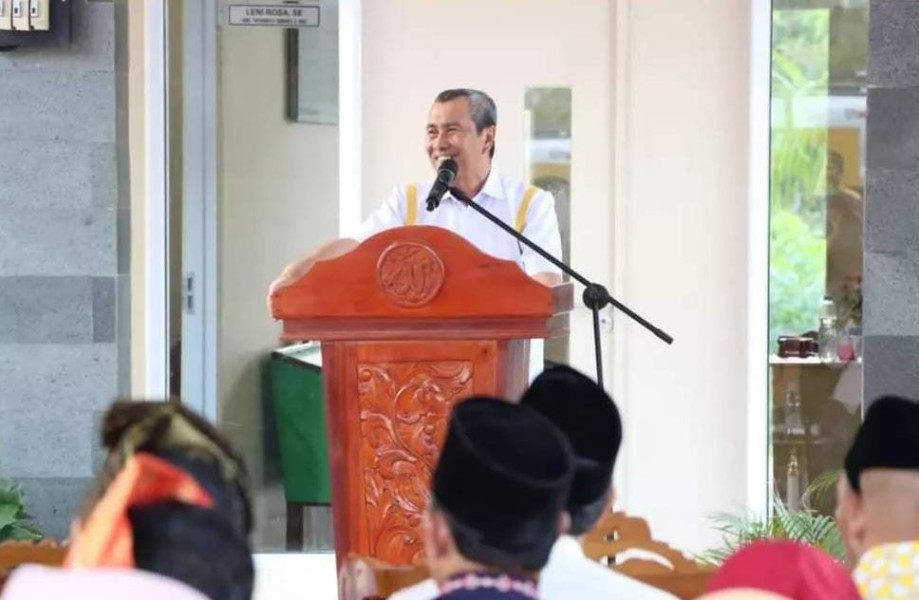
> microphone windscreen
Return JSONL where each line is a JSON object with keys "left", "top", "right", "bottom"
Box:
{"left": 439, "top": 158, "right": 459, "bottom": 179}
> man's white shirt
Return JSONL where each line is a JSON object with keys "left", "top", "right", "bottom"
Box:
{"left": 358, "top": 169, "right": 563, "bottom": 278}
{"left": 388, "top": 535, "right": 678, "bottom": 600}
{"left": 358, "top": 169, "right": 562, "bottom": 381}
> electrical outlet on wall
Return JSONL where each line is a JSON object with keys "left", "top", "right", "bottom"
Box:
{"left": 0, "top": 0, "right": 12, "bottom": 31}
{"left": 28, "top": 0, "right": 49, "bottom": 31}
{"left": 10, "top": 0, "right": 27, "bottom": 30}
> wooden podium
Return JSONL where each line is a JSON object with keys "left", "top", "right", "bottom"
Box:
{"left": 270, "top": 226, "right": 573, "bottom": 567}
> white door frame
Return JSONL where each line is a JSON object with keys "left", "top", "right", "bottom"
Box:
{"left": 180, "top": 0, "right": 220, "bottom": 421}
{"left": 144, "top": 0, "right": 169, "bottom": 400}
{"left": 339, "top": 0, "right": 364, "bottom": 237}
{"left": 746, "top": 0, "right": 771, "bottom": 517}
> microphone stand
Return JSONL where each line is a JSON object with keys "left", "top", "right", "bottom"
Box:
{"left": 444, "top": 187, "right": 673, "bottom": 389}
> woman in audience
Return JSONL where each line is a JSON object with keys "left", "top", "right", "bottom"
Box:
{"left": 697, "top": 540, "right": 860, "bottom": 600}
{"left": 2, "top": 400, "right": 254, "bottom": 600}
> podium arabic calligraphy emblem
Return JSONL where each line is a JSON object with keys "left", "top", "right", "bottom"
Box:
{"left": 377, "top": 242, "right": 445, "bottom": 307}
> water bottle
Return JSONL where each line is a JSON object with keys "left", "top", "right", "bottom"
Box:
{"left": 818, "top": 295, "right": 837, "bottom": 362}
{"left": 787, "top": 449, "right": 801, "bottom": 513}
{"left": 785, "top": 387, "right": 803, "bottom": 435}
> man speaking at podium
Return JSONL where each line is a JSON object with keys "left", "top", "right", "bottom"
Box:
{"left": 268, "top": 88, "right": 563, "bottom": 297}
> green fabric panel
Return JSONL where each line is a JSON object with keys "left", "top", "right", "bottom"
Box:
{"left": 269, "top": 353, "right": 331, "bottom": 504}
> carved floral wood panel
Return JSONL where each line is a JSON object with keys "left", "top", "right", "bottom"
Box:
{"left": 357, "top": 360, "right": 474, "bottom": 564}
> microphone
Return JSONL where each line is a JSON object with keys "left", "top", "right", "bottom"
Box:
{"left": 425, "top": 158, "right": 458, "bottom": 212}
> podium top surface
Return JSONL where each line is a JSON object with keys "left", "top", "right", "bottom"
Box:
{"left": 271, "top": 226, "right": 573, "bottom": 341}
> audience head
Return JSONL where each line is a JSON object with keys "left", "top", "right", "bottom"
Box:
{"left": 66, "top": 400, "right": 254, "bottom": 600}
{"left": 1, "top": 565, "right": 210, "bottom": 600}
{"left": 520, "top": 365, "right": 621, "bottom": 535}
{"left": 836, "top": 395, "right": 919, "bottom": 561}
{"left": 425, "top": 396, "right": 574, "bottom": 581}
{"left": 702, "top": 540, "right": 860, "bottom": 600}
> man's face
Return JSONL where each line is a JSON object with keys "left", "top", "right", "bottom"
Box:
{"left": 425, "top": 98, "right": 494, "bottom": 176}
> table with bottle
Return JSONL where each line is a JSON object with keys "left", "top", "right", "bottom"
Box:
{"left": 770, "top": 295, "right": 862, "bottom": 515}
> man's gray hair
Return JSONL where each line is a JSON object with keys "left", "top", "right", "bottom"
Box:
{"left": 434, "top": 89, "right": 497, "bottom": 158}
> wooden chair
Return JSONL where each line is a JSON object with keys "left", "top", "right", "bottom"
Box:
{"left": 582, "top": 511, "right": 715, "bottom": 599}
{"left": 0, "top": 540, "right": 67, "bottom": 590}
{"left": 341, "top": 511, "right": 715, "bottom": 600}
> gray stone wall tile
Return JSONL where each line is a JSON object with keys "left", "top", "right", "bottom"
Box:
{"left": 116, "top": 274, "right": 131, "bottom": 395}
{"left": 91, "top": 410, "right": 107, "bottom": 474}
{"left": 0, "top": 344, "right": 117, "bottom": 412}
{"left": 0, "top": 141, "right": 116, "bottom": 210}
{"left": 866, "top": 87, "right": 919, "bottom": 170}
{"left": 0, "top": 410, "right": 94, "bottom": 478}
{"left": 870, "top": 0, "right": 919, "bottom": 88}
{"left": 863, "top": 335, "right": 919, "bottom": 403}
{"left": 9, "top": 477, "right": 93, "bottom": 542}
{"left": 0, "top": 276, "right": 93, "bottom": 343}
{"left": 90, "top": 142, "right": 119, "bottom": 209}
{"left": 863, "top": 251, "right": 919, "bottom": 336}
{"left": 865, "top": 168, "right": 919, "bottom": 253}
{"left": 92, "top": 277, "right": 115, "bottom": 343}
{"left": 0, "top": 71, "right": 115, "bottom": 143}
{"left": 0, "top": 0, "right": 119, "bottom": 544}
{"left": 116, "top": 207, "right": 130, "bottom": 275}
{"left": 0, "top": 208, "right": 115, "bottom": 276}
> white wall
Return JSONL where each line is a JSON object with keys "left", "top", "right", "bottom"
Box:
{"left": 218, "top": 25, "right": 339, "bottom": 547}
{"left": 363, "top": 0, "right": 755, "bottom": 555}
{"left": 612, "top": 0, "right": 752, "bottom": 552}
{"left": 362, "top": 0, "right": 614, "bottom": 380}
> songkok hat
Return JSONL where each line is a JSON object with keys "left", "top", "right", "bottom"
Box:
{"left": 705, "top": 541, "right": 861, "bottom": 600}
{"left": 521, "top": 365, "right": 621, "bottom": 508}
{"left": 844, "top": 395, "right": 919, "bottom": 493}
{"left": 432, "top": 396, "right": 574, "bottom": 571}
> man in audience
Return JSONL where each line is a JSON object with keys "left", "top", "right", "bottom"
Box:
{"left": 520, "top": 365, "right": 677, "bottom": 598}
{"left": 421, "top": 396, "right": 574, "bottom": 599}
{"left": 835, "top": 395, "right": 919, "bottom": 598}
{"left": 395, "top": 365, "right": 675, "bottom": 599}
{"left": 3, "top": 401, "right": 254, "bottom": 600}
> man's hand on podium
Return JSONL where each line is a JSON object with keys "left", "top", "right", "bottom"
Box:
{"left": 267, "top": 270, "right": 300, "bottom": 315}
{"left": 532, "top": 272, "right": 562, "bottom": 287}
{"left": 267, "top": 238, "right": 360, "bottom": 317}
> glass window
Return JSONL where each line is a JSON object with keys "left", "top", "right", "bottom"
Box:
{"left": 525, "top": 87, "right": 571, "bottom": 365}
{"left": 768, "top": 1, "right": 867, "bottom": 519}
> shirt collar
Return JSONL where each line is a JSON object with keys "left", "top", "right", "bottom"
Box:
{"left": 441, "top": 572, "right": 539, "bottom": 598}
{"left": 478, "top": 168, "right": 505, "bottom": 201}
{"left": 551, "top": 535, "right": 585, "bottom": 559}
{"left": 446, "top": 168, "right": 504, "bottom": 204}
